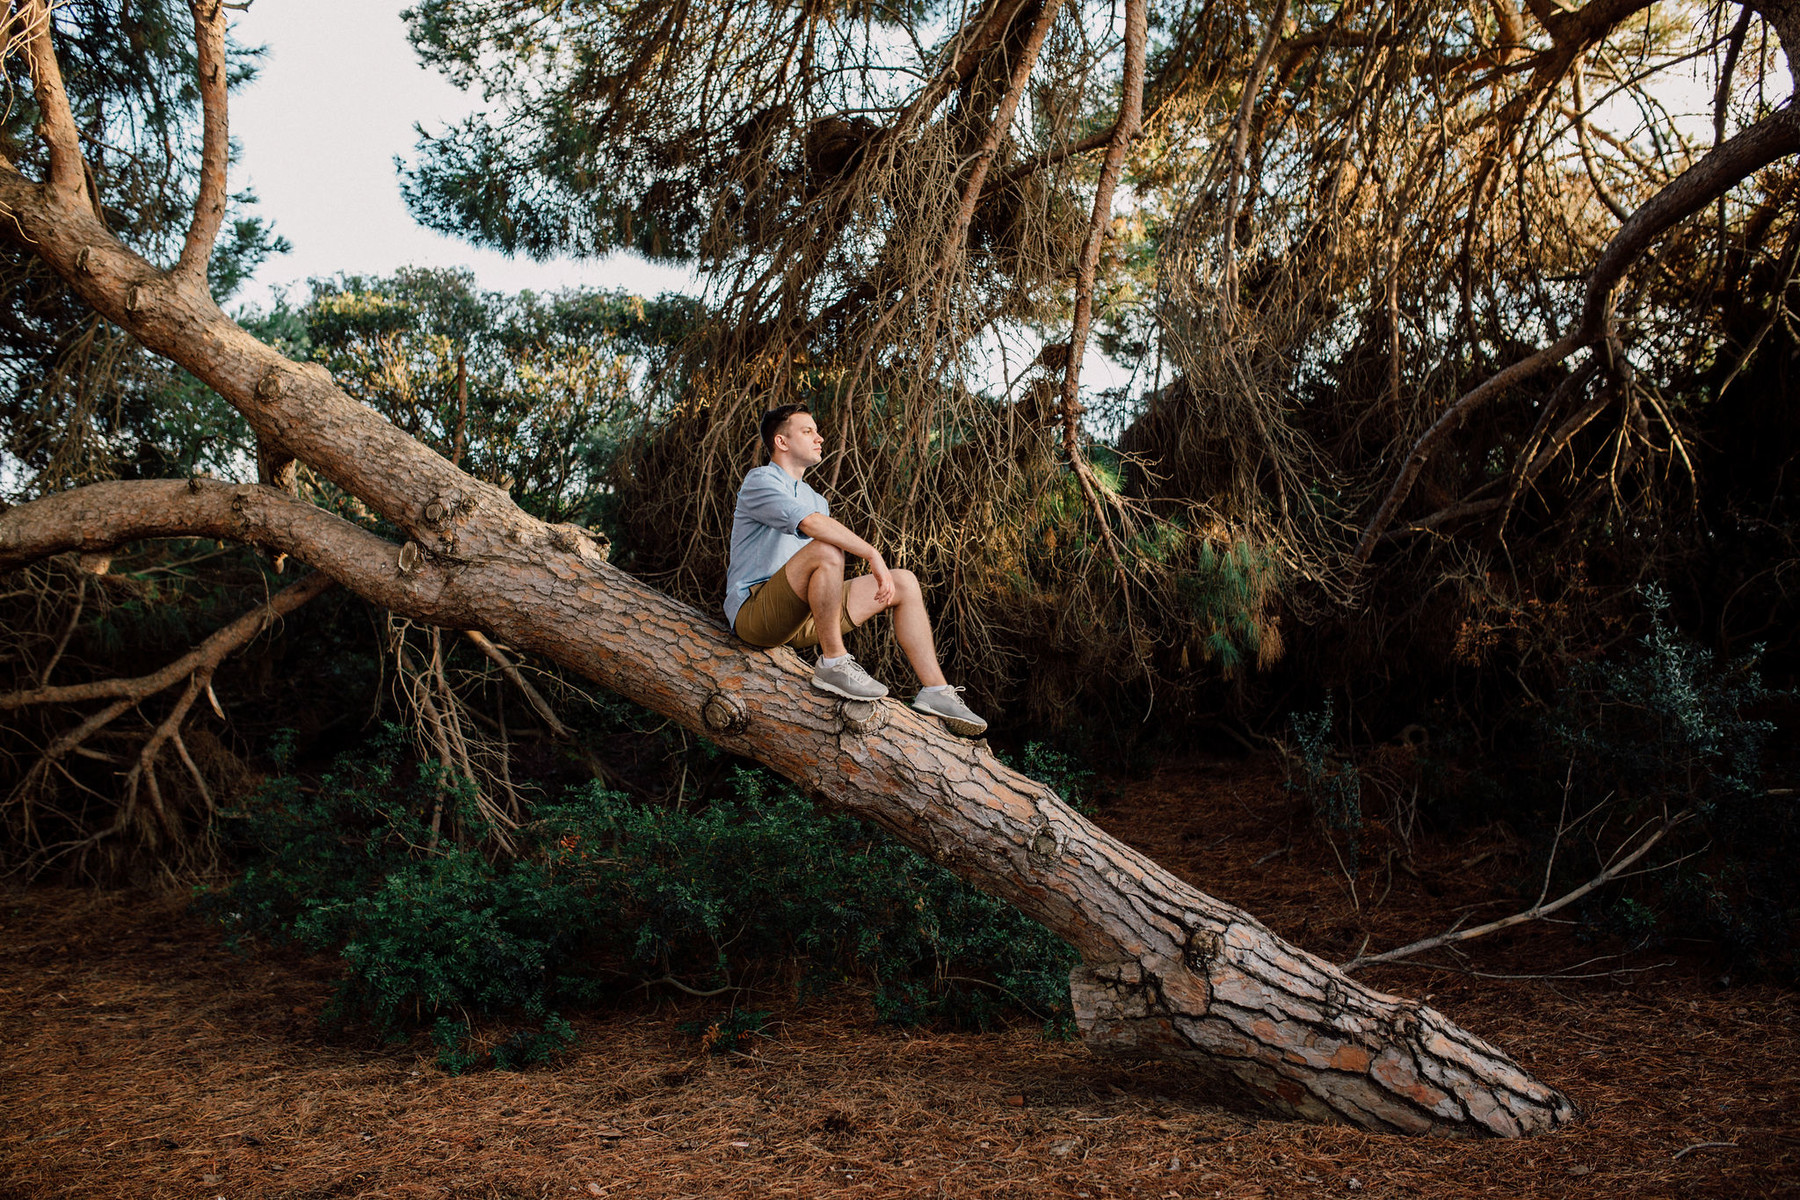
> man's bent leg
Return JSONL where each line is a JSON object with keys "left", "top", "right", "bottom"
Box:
{"left": 845, "top": 571, "right": 946, "bottom": 688}
{"left": 845, "top": 571, "right": 986, "bottom": 735}
{"left": 780, "top": 542, "right": 888, "bottom": 701}
{"left": 783, "top": 540, "right": 849, "bottom": 659}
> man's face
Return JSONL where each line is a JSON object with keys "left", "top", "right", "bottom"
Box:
{"left": 775, "top": 413, "right": 825, "bottom": 468}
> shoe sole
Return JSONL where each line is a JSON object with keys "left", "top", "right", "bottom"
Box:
{"left": 913, "top": 705, "right": 987, "bottom": 737}
{"left": 812, "top": 677, "right": 888, "bottom": 702}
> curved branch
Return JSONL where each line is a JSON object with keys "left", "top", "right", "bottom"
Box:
{"left": 10, "top": 0, "right": 85, "bottom": 196}
{"left": 1219, "top": 0, "right": 1291, "bottom": 313}
{"left": 1059, "top": 0, "right": 1147, "bottom": 430}
{"left": 175, "top": 0, "right": 229, "bottom": 281}
{"left": 1355, "top": 101, "right": 1800, "bottom": 561}
{"left": 940, "top": 0, "right": 1067, "bottom": 272}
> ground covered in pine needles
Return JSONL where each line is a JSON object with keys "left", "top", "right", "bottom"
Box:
{"left": 2, "top": 754, "right": 1796, "bottom": 1199}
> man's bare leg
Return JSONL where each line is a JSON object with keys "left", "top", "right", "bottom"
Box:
{"left": 782, "top": 539, "right": 850, "bottom": 658}
{"left": 846, "top": 571, "right": 946, "bottom": 688}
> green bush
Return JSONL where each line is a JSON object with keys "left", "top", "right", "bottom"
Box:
{"left": 209, "top": 733, "right": 1082, "bottom": 1069}
{"left": 1287, "top": 697, "right": 1363, "bottom": 878}
{"left": 1540, "top": 586, "right": 1791, "bottom": 978}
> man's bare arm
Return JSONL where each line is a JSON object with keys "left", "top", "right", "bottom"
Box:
{"left": 799, "top": 512, "right": 895, "bottom": 605}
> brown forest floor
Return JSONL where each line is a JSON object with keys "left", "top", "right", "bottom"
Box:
{"left": 2, "top": 753, "right": 1797, "bottom": 1199}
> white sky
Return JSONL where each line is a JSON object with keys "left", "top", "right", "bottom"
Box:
{"left": 226, "top": 0, "right": 698, "bottom": 313}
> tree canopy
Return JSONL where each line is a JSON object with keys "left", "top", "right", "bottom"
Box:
{"left": 400, "top": 0, "right": 1800, "bottom": 724}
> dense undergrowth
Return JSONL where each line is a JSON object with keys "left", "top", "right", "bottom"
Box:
{"left": 1287, "top": 587, "right": 1795, "bottom": 982}
{"left": 205, "top": 725, "right": 1091, "bottom": 1073}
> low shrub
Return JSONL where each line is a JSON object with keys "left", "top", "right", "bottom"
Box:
{"left": 208, "top": 730, "right": 1083, "bottom": 1068}
{"left": 1539, "top": 586, "right": 1791, "bottom": 979}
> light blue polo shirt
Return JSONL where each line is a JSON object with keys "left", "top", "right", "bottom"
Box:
{"left": 723, "top": 463, "right": 831, "bottom": 628}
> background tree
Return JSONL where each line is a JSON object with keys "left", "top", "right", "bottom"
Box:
{"left": 0, "top": 0, "right": 284, "bottom": 497}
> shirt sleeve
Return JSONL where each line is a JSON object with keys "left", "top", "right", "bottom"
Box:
{"left": 738, "top": 471, "right": 819, "bottom": 536}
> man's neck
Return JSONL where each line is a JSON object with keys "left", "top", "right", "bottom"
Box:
{"left": 769, "top": 452, "right": 808, "bottom": 481}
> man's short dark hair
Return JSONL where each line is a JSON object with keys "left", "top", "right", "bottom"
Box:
{"left": 760, "top": 404, "right": 812, "bottom": 456}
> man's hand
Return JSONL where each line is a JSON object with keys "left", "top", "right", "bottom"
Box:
{"left": 868, "top": 554, "right": 896, "bottom": 607}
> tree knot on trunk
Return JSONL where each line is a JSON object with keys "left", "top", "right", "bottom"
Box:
{"left": 702, "top": 690, "right": 750, "bottom": 735}
{"left": 396, "top": 541, "right": 426, "bottom": 575}
{"left": 547, "top": 523, "right": 609, "bottom": 562}
{"left": 1027, "top": 823, "right": 1059, "bottom": 863}
{"left": 1184, "top": 927, "right": 1222, "bottom": 970}
{"left": 837, "top": 698, "right": 885, "bottom": 735}
{"left": 1321, "top": 978, "right": 1345, "bottom": 1022}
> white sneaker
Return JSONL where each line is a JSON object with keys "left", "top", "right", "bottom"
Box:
{"left": 912, "top": 686, "right": 988, "bottom": 736}
{"left": 812, "top": 656, "right": 889, "bottom": 701}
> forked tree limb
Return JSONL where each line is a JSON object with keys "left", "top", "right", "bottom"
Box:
{"left": 1354, "top": 99, "right": 1800, "bottom": 562}
{"left": 1342, "top": 808, "right": 1693, "bottom": 972}
{"left": 0, "top": 1, "right": 1574, "bottom": 1135}
{"left": 0, "top": 563, "right": 335, "bottom": 713}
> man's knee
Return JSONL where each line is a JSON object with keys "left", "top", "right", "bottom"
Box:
{"left": 790, "top": 540, "right": 845, "bottom": 581}
{"left": 892, "top": 569, "right": 922, "bottom": 602}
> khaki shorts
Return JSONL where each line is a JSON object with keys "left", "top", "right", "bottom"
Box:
{"left": 733, "top": 561, "right": 860, "bottom": 649}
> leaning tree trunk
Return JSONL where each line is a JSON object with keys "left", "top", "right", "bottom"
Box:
{"left": 0, "top": 0, "right": 1574, "bottom": 1136}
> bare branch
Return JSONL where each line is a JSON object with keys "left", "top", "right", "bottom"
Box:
{"left": 174, "top": 0, "right": 230, "bottom": 281}
{"left": 465, "top": 630, "right": 570, "bottom": 738}
{"left": 1341, "top": 808, "right": 1694, "bottom": 972}
{"left": 9, "top": 0, "right": 85, "bottom": 196}
{"left": 940, "top": 0, "right": 1066, "bottom": 270}
{"left": 1219, "top": 0, "right": 1291, "bottom": 313}
{"left": 1059, "top": 0, "right": 1147, "bottom": 435}
{"left": 1355, "top": 102, "right": 1800, "bottom": 561}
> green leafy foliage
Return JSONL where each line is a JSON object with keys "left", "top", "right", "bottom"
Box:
{"left": 210, "top": 735, "right": 1082, "bottom": 1071}
{"left": 678, "top": 1008, "right": 771, "bottom": 1055}
{"left": 1287, "top": 697, "right": 1363, "bottom": 879}
{"left": 1540, "top": 587, "right": 1790, "bottom": 978}
{"left": 285, "top": 268, "right": 695, "bottom": 527}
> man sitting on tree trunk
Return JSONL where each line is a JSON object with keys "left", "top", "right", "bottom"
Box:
{"left": 724, "top": 403, "right": 989, "bottom": 737}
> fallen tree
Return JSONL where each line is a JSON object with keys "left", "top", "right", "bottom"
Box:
{"left": 0, "top": 0, "right": 1575, "bottom": 1135}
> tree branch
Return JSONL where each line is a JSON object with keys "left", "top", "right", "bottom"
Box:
{"left": 10, "top": 0, "right": 85, "bottom": 196}
{"left": 1, "top": 567, "right": 335, "bottom": 712}
{"left": 175, "top": 0, "right": 230, "bottom": 282}
{"left": 940, "top": 0, "right": 1066, "bottom": 274}
{"left": 1355, "top": 101, "right": 1800, "bottom": 561}
{"left": 1341, "top": 809, "right": 1692, "bottom": 972}
{"left": 465, "top": 630, "right": 570, "bottom": 738}
{"left": 1219, "top": 0, "right": 1291, "bottom": 314}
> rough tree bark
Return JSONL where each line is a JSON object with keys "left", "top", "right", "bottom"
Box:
{"left": 0, "top": 1, "right": 1576, "bottom": 1135}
